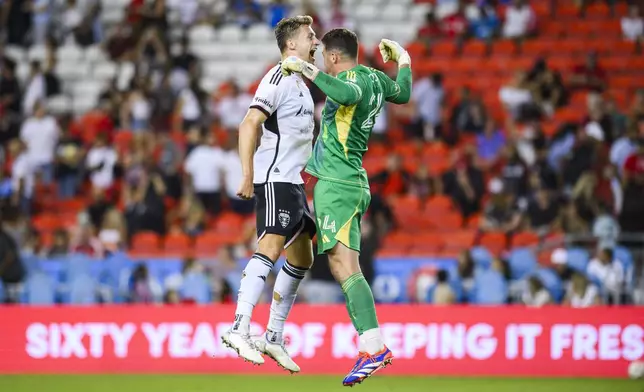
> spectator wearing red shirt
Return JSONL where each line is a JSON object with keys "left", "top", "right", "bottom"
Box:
{"left": 439, "top": 2, "right": 469, "bottom": 52}
{"left": 623, "top": 139, "right": 644, "bottom": 185}
{"left": 570, "top": 52, "right": 607, "bottom": 92}
{"left": 370, "top": 154, "right": 411, "bottom": 197}
{"left": 418, "top": 11, "right": 442, "bottom": 44}
{"left": 620, "top": 138, "right": 644, "bottom": 234}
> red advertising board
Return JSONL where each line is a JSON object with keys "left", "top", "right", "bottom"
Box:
{"left": 0, "top": 305, "right": 642, "bottom": 377}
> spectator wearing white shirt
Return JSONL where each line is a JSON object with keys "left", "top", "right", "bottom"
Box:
{"left": 9, "top": 140, "right": 35, "bottom": 216}
{"left": 610, "top": 126, "right": 637, "bottom": 172}
{"left": 215, "top": 83, "right": 253, "bottom": 131}
{"left": 62, "top": 0, "right": 83, "bottom": 43}
{"left": 412, "top": 73, "right": 445, "bottom": 140}
{"left": 32, "top": 0, "right": 53, "bottom": 45}
{"left": 22, "top": 62, "right": 46, "bottom": 116}
{"left": 184, "top": 132, "right": 225, "bottom": 215}
{"left": 499, "top": 71, "right": 534, "bottom": 121}
{"left": 221, "top": 136, "right": 254, "bottom": 215}
{"left": 86, "top": 133, "right": 118, "bottom": 191}
{"left": 502, "top": 0, "right": 535, "bottom": 40}
{"left": 621, "top": 5, "right": 643, "bottom": 42}
{"left": 564, "top": 272, "right": 602, "bottom": 308}
{"left": 175, "top": 81, "right": 202, "bottom": 132}
{"left": 521, "top": 276, "right": 552, "bottom": 307}
{"left": 120, "top": 82, "right": 151, "bottom": 133}
{"left": 19, "top": 101, "right": 60, "bottom": 185}
{"left": 587, "top": 248, "right": 625, "bottom": 304}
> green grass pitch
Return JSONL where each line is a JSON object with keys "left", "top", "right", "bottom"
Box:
{"left": 0, "top": 375, "right": 641, "bottom": 392}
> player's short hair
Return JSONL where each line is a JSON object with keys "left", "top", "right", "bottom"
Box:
{"left": 321, "top": 28, "right": 359, "bottom": 60}
{"left": 274, "top": 15, "right": 314, "bottom": 53}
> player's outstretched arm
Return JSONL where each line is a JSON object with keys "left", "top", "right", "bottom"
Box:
{"left": 236, "top": 108, "right": 267, "bottom": 199}
{"left": 281, "top": 57, "right": 362, "bottom": 106}
{"left": 378, "top": 38, "right": 412, "bottom": 105}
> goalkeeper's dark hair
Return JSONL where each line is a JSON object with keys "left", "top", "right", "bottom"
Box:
{"left": 321, "top": 28, "right": 359, "bottom": 60}
{"left": 274, "top": 15, "right": 313, "bottom": 53}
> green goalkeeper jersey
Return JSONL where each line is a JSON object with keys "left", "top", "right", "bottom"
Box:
{"left": 305, "top": 65, "right": 412, "bottom": 189}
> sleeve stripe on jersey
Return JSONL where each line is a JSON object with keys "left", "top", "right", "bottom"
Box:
{"left": 269, "top": 67, "right": 283, "bottom": 85}
{"left": 347, "top": 82, "right": 363, "bottom": 98}
{"left": 249, "top": 105, "right": 270, "bottom": 118}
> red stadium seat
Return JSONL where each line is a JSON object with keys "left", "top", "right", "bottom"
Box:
{"left": 131, "top": 232, "right": 161, "bottom": 253}
{"left": 479, "top": 232, "right": 508, "bottom": 255}
{"left": 513, "top": 232, "right": 540, "bottom": 248}
{"left": 164, "top": 233, "right": 192, "bottom": 254}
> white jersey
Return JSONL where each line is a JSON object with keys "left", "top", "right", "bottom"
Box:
{"left": 250, "top": 63, "right": 315, "bottom": 185}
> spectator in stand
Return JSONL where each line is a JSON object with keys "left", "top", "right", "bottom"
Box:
{"left": 524, "top": 183, "right": 560, "bottom": 236}
{"left": 562, "top": 124, "right": 601, "bottom": 191}
{"left": 499, "top": 71, "right": 536, "bottom": 121}
{"left": 570, "top": 52, "right": 607, "bottom": 92}
{"left": 70, "top": 222, "right": 104, "bottom": 257}
{"left": 19, "top": 101, "right": 59, "bottom": 185}
{"left": 9, "top": 140, "right": 35, "bottom": 217}
{"left": 370, "top": 154, "right": 411, "bottom": 197}
{"left": 411, "top": 73, "right": 445, "bottom": 141}
{"left": 54, "top": 126, "right": 83, "bottom": 199}
{"left": 105, "top": 22, "right": 137, "bottom": 61}
{"left": 501, "top": 144, "right": 529, "bottom": 199}
{"left": 526, "top": 58, "right": 567, "bottom": 117}
{"left": 184, "top": 131, "right": 224, "bottom": 215}
{"left": 631, "top": 89, "right": 644, "bottom": 119}
{"left": 605, "top": 99, "right": 628, "bottom": 140}
{"left": 214, "top": 82, "right": 252, "bottom": 132}
{"left": 267, "top": 0, "right": 289, "bottom": 28}
{"left": 522, "top": 276, "right": 552, "bottom": 307}
{"left": 99, "top": 208, "right": 127, "bottom": 253}
{"left": 31, "top": 0, "right": 52, "bottom": 45}
{"left": 231, "top": 0, "right": 262, "bottom": 28}
{"left": 175, "top": 80, "right": 203, "bottom": 132}
{"left": 61, "top": 0, "right": 83, "bottom": 43}
{"left": 0, "top": 60, "right": 21, "bottom": 140}
{"left": 442, "top": 154, "right": 485, "bottom": 221}
{"left": 610, "top": 123, "right": 637, "bottom": 173}
{"left": 621, "top": 4, "right": 643, "bottom": 42}
{"left": 440, "top": 1, "right": 469, "bottom": 51}
{"left": 178, "top": 194, "right": 205, "bottom": 237}
{"left": 587, "top": 248, "right": 624, "bottom": 304}
{"left": 479, "top": 178, "right": 522, "bottom": 235}
{"left": 563, "top": 272, "right": 602, "bottom": 307}
{"left": 87, "top": 187, "right": 112, "bottom": 231}
{"left": 502, "top": 0, "right": 536, "bottom": 40}
{"left": 469, "top": 4, "right": 500, "bottom": 44}
{"left": 173, "top": 0, "right": 199, "bottom": 28}
{"left": 121, "top": 79, "right": 152, "bottom": 133}
{"left": 431, "top": 270, "right": 456, "bottom": 305}
{"left": 620, "top": 137, "right": 644, "bottom": 234}
{"left": 532, "top": 143, "right": 559, "bottom": 191}
{"left": 324, "top": 0, "right": 355, "bottom": 32}
{"left": 128, "top": 263, "right": 162, "bottom": 303}
{"left": 48, "top": 228, "right": 70, "bottom": 258}
{"left": 593, "top": 201, "right": 620, "bottom": 250}
{"left": 86, "top": 132, "right": 118, "bottom": 191}
{"left": 123, "top": 162, "right": 167, "bottom": 238}
{"left": 22, "top": 62, "right": 46, "bottom": 116}
{"left": 0, "top": 213, "right": 25, "bottom": 303}
{"left": 221, "top": 135, "right": 254, "bottom": 215}
{"left": 449, "top": 87, "right": 485, "bottom": 138}
{"left": 457, "top": 250, "right": 475, "bottom": 296}
{"left": 550, "top": 248, "right": 573, "bottom": 288}
{"left": 140, "top": 0, "right": 168, "bottom": 32}
{"left": 151, "top": 73, "right": 176, "bottom": 131}
{"left": 409, "top": 164, "right": 435, "bottom": 202}
{"left": 157, "top": 132, "right": 183, "bottom": 200}
{"left": 418, "top": 11, "right": 442, "bottom": 45}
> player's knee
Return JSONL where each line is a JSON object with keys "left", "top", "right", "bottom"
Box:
{"left": 328, "top": 255, "right": 351, "bottom": 283}
{"left": 257, "top": 236, "right": 284, "bottom": 262}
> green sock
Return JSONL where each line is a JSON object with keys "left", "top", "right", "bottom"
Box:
{"left": 341, "top": 273, "right": 380, "bottom": 334}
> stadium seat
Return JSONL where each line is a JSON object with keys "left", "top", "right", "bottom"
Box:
{"left": 164, "top": 234, "right": 192, "bottom": 255}
{"left": 470, "top": 246, "right": 493, "bottom": 269}
{"left": 218, "top": 25, "right": 243, "bottom": 42}
{"left": 195, "top": 232, "right": 239, "bottom": 255}
{"left": 566, "top": 248, "right": 590, "bottom": 272}
{"left": 512, "top": 232, "right": 540, "bottom": 247}
{"left": 24, "top": 272, "right": 56, "bottom": 305}
{"left": 181, "top": 272, "right": 211, "bottom": 304}
{"left": 472, "top": 269, "right": 508, "bottom": 305}
{"left": 444, "top": 230, "right": 476, "bottom": 251}
{"left": 246, "top": 24, "right": 273, "bottom": 41}
{"left": 131, "top": 232, "right": 162, "bottom": 253}
{"left": 508, "top": 248, "right": 538, "bottom": 280}
{"left": 189, "top": 25, "right": 216, "bottom": 44}
{"left": 479, "top": 232, "right": 507, "bottom": 255}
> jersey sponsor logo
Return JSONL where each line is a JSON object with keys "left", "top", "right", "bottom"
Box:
{"left": 278, "top": 209, "right": 291, "bottom": 228}
{"left": 273, "top": 167, "right": 280, "bottom": 174}
{"left": 253, "top": 97, "right": 274, "bottom": 109}
{"left": 295, "top": 105, "right": 313, "bottom": 117}
{"left": 322, "top": 215, "right": 337, "bottom": 233}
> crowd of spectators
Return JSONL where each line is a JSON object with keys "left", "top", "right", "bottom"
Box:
{"left": 0, "top": 0, "right": 643, "bottom": 305}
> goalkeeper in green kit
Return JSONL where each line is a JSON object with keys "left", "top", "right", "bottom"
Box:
{"left": 280, "top": 29, "right": 412, "bottom": 386}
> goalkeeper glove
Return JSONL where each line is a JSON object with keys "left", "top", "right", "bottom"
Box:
{"left": 378, "top": 38, "right": 411, "bottom": 68}
{"left": 280, "top": 56, "right": 319, "bottom": 80}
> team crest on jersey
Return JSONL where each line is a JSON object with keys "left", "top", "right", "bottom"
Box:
{"left": 278, "top": 209, "right": 291, "bottom": 228}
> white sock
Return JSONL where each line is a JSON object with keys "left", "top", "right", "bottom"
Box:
{"left": 232, "top": 253, "right": 273, "bottom": 335}
{"left": 360, "top": 328, "right": 385, "bottom": 355}
{"left": 266, "top": 260, "right": 308, "bottom": 344}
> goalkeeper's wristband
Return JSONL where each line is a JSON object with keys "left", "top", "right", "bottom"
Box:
{"left": 301, "top": 62, "right": 319, "bottom": 81}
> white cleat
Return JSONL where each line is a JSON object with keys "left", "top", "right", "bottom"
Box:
{"left": 254, "top": 337, "right": 300, "bottom": 374}
{"left": 222, "top": 331, "right": 265, "bottom": 365}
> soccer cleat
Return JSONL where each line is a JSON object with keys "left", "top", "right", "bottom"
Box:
{"left": 254, "top": 336, "right": 301, "bottom": 374}
{"left": 221, "top": 330, "right": 265, "bottom": 365}
{"left": 342, "top": 346, "right": 394, "bottom": 387}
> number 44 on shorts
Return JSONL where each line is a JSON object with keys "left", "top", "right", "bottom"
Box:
{"left": 319, "top": 215, "right": 336, "bottom": 233}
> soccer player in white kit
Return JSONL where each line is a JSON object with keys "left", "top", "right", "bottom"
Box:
{"left": 221, "top": 16, "right": 320, "bottom": 373}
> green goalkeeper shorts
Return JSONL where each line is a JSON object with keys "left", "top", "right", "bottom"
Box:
{"left": 313, "top": 179, "right": 371, "bottom": 255}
